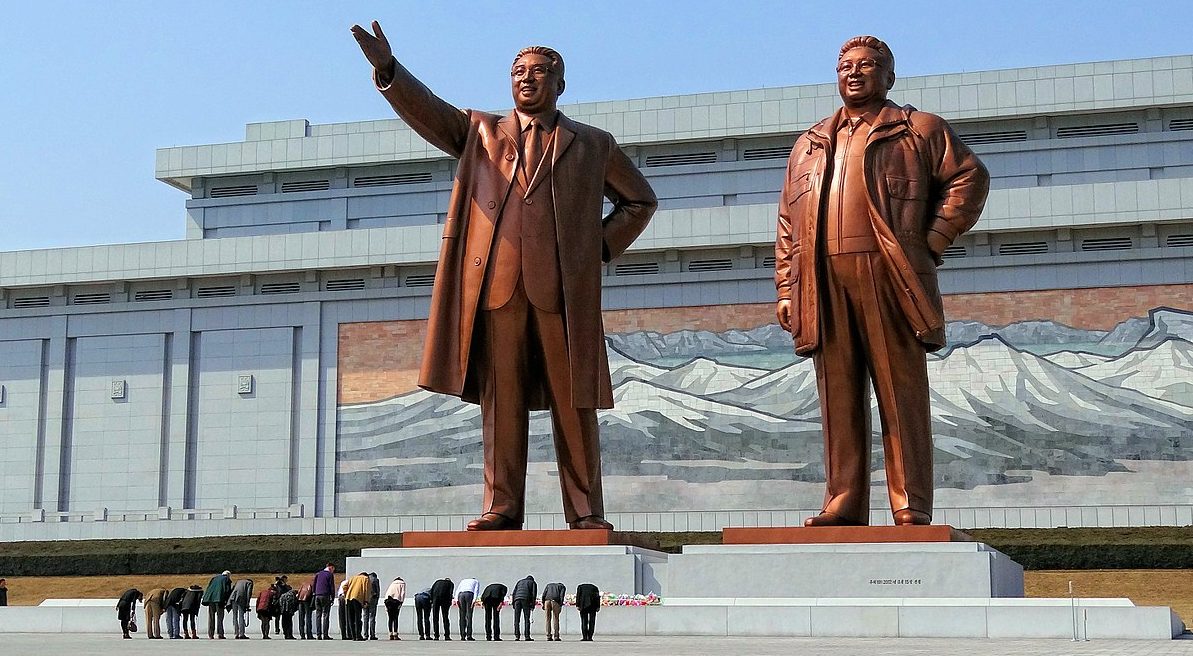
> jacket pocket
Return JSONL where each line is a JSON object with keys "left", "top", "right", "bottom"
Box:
{"left": 886, "top": 175, "right": 927, "bottom": 200}
{"left": 788, "top": 171, "right": 812, "bottom": 205}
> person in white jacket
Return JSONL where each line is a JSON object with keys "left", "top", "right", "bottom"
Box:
{"left": 383, "top": 577, "right": 407, "bottom": 640}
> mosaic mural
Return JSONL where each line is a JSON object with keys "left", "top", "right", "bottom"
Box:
{"left": 335, "top": 302, "right": 1193, "bottom": 516}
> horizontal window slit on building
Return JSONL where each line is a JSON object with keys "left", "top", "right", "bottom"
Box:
{"left": 260, "top": 282, "right": 302, "bottom": 294}
{"left": 325, "top": 279, "right": 366, "bottom": 292}
{"left": 404, "top": 274, "right": 436, "bottom": 287}
{"left": 687, "top": 258, "right": 734, "bottom": 272}
{"left": 280, "top": 180, "right": 331, "bottom": 193}
{"left": 1169, "top": 118, "right": 1193, "bottom": 131}
{"left": 941, "top": 245, "right": 967, "bottom": 259}
{"left": 1055, "top": 123, "right": 1139, "bottom": 139}
{"left": 997, "top": 241, "right": 1049, "bottom": 256}
{"left": 1080, "top": 237, "right": 1133, "bottom": 252}
{"left": 761, "top": 256, "right": 777, "bottom": 268}
{"left": 353, "top": 172, "right": 434, "bottom": 187}
{"left": 11, "top": 296, "right": 50, "bottom": 308}
{"left": 958, "top": 130, "right": 1028, "bottom": 145}
{"left": 208, "top": 185, "right": 258, "bottom": 198}
{"left": 72, "top": 293, "right": 112, "bottom": 305}
{"left": 643, "top": 152, "right": 718, "bottom": 167}
{"left": 195, "top": 286, "right": 237, "bottom": 298}
{"left": 742, "top": 146, "right": 794, "bottom": 161}
{"left": 133, "top": 290, "right": 173, "bottom": 302}
{"left": 1166, "top": 234, "right": 1193, "bottom": 248}
{"left": 614, "top": 262, "right": 660, "bottom": 276}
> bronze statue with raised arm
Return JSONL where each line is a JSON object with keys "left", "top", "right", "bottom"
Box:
{"left": 775, "top": 36, "right": 989, "bottom": 527}
{"left": 351, "top": 21, "right": 657, "bottom": 531}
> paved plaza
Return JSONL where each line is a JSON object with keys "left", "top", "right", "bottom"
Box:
{"left": 4, "top": 634, "right": 1192, "bottom": 655}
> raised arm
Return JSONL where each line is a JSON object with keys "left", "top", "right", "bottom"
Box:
{"left": 351, "top": 20, "right": 470, "bottom": 158}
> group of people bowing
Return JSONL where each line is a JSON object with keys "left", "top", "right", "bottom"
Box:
{"left": 116, "top": 565, "right": 602, "bottom": 642}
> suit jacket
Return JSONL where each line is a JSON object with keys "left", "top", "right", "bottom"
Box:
{"left": 227, "top": 579, "right": 254, "bottom": 609}
{"left": 430, "top": 578, "right": 454, "bottom": 605}
{"left": 144, "top": 588, "right": 168, "bottom": 608}
{"left": 375, "top": 59, "right": 657, "bottom": 409}
{"left": 575, "top": 583, "right": 600, "bottom": 612}
{"left": 511, "top": 576, "right": 537, "bottom": 604}
{"left": 201, "top": 574, "right": 231, "bottom": 607}
{"left": 481, "top": 583, "right": 507, "bottom": 604}
{"left": 541, "top": 582, "right": 565, "bottom": 604}
{"left": 776, "top": 100, "right": 988, "bottom": 354}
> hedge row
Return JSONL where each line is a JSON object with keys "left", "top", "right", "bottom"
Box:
{"left": 3, "top": 529, "right": 1193, "bottom": 576}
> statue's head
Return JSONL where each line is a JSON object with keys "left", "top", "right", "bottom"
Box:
{"left": 837, "top": 35, "right": 895, "bottom": 110}
{"left": 511, "top": 46, "right": 566, "bottom": 114}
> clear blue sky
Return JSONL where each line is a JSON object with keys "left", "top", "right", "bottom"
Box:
{"left": 1, "top": 0, "right": 1190, "bottom": 252}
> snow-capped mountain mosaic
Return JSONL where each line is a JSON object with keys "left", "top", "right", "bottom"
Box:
{"left": 335, "top": 307, "right": 1193, "bottom": 514}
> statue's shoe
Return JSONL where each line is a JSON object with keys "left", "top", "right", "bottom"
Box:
{"left": 569, "top": 515, "right": 614, "bottom": 530}
{"left": 803, "top": 512, "right": 866, "bottom": 527}
{"left": 466, "top": 513, "right": 522, "bottom": 531}
{"left": 893, "top": 509, "right": 931, "bottom": 526}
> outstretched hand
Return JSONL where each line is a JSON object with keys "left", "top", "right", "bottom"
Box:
{"left": 350, "top": 20, "right": 394, "bottom": 73}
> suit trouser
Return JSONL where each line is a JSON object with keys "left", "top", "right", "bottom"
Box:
{"left": 813, "top": 252, "right": 933, "bottom": 523}
{"left": 543, "top": 599, "right": 561, "bottom": 638}
{"left": 231, "top": 604, "right": 248, "bottom": 637}
{"left": 297, "top": 600, "right": 311, "bottom": 638}
{"left": 166, "top": 606, "right": 181, "bottom": 638}
{"left": 145, "top": 602, "right": 163, "bottom": 638}
{"left": 432, "top": 602, "right": 450, "bottom": 638}
{"left": 513, "top": 600, "right": 532, "bottom": 638}
{"left": 478, "top": 282, "right": 604, "bottom": 523}
{"left": 206, "top": 605, "right": 225, "bottom": 638}
{"left": 415, "top": 599, "right": 431, "bottom": 638}
{"left": 457, "top": 592, "right": 475, "bottom": 638}
{"left": 347, "top": 601, "right": 363, "bottom": 640}
{"left": 579, "top": 608, "right": 596, "bottom": 639}
{"left": 364, "top": 603, "right": 377, "bottom": 638}
{"left": 483, "top": 600, "right": 502, "bottom": 639}
{"left": 314, "top": 594, "right": 331, "bottom": 638}
{"left": 338, "top": 598, "right": 347, "bottom": 639}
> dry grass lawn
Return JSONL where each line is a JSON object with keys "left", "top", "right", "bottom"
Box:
{"left": 2, "top": 573, "right": 323, "bottom": 607}
{"left": 4, "top": 570, "right": 1191, "bottom": 623}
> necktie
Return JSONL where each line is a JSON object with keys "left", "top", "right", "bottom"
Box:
{"left": 523, "top": 118, "right": 543, "bottom": 179}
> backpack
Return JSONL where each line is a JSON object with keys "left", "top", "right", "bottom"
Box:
{"left": 278, "top": 590, "right": 299, "bottom": 613}
{"left": 256, "top": 588, "right": 276, "bottom": 612}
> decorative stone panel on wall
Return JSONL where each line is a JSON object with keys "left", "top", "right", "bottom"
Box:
{"left": 335, "top": 285, "right": 1193, "bottom": 517}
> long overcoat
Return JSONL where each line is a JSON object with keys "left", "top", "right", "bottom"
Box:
{"left": 376, "top": 61, "right": 657, "bottom": 409}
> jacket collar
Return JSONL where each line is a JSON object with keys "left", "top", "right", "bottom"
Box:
{"left": 806, "top": 100, "right": 911, "bottom": 150}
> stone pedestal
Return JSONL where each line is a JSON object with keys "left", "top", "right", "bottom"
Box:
{"left": 348, "top": 544, "right": 668, "bottom": 597}
{"left": 666, "top": 542, "right": 1023, "bottom": 598}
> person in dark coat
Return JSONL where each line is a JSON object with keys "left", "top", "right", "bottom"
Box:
{"left": 278, "top": 587, "right": 299, "bottom": 639}
{"left": 429, "top": 577, "right": 454, "bottom": 640}
{"left": 511, "top": 575, "right": 537, "bottom": 641}
{"left": 0, "top": 578, "right": 7, "bottom": 607}
{"left": 164, "top": 586, "right": 187, "bottom": 639}
{"left": 481, "top": 582, "right": 508, "bottom": 641}
{"left": 180, "top": 584, "right": 204, "bottom": 639}
{"left": 414, "top": 588, "right": 432, "bottom": 640}
{"left": 201, "top": 570, "right": 233, "bottom": 639}
{"left": 272, "top": 576, "right": 291, "bottom": 635}
{"left": 116, "top": 588, "right": 142, "bottom": 639}
{"left": 575, "top": 583, "right": 600, "bottom": 641}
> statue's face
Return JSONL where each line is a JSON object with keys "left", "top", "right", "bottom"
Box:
{"left": 837, "top": 46, "right": 894, "bottom": 109}
{"left": 511, "top": 52, "right": 564, "bottom": 113}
